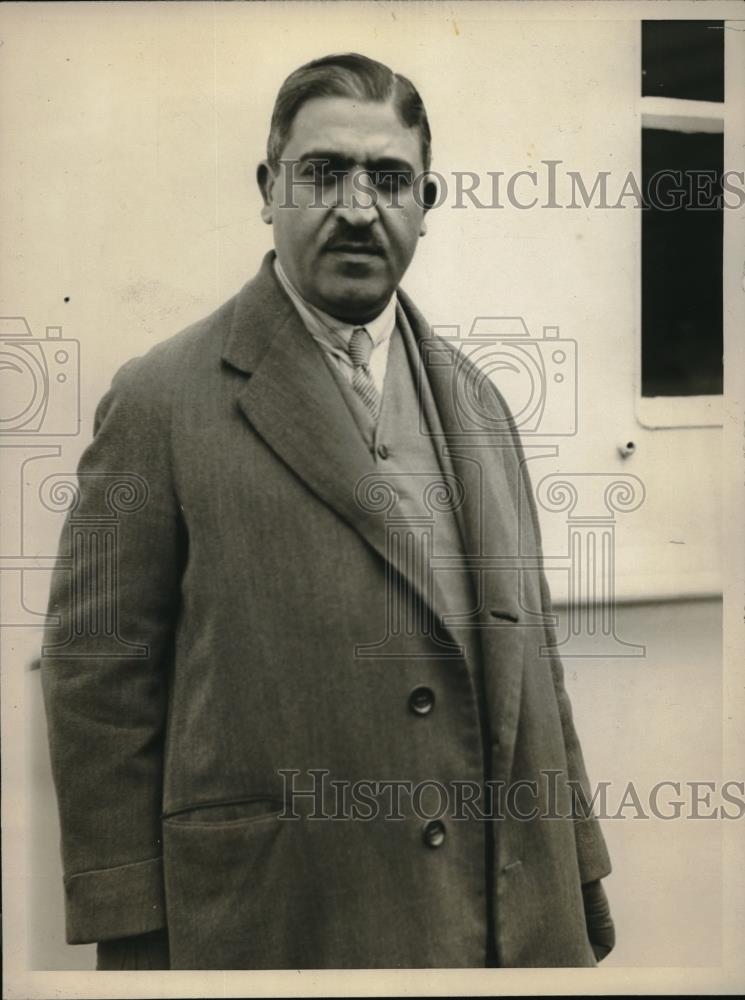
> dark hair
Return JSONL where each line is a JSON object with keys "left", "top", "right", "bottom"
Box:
{"left": 267, "top": 52, "right": 432, "bottom": 172}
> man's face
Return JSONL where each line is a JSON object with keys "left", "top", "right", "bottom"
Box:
{"left": 258, "top": 96, "right": 429, "bottom": 323}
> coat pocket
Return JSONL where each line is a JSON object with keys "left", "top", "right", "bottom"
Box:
{"left": 162, "top": 796, "right": 284, "bottom": 827}
{"left": 162, "top": 798, "right": 289, "bottom": 969}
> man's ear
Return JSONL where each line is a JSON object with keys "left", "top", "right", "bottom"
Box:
{"left": 418, "top": 174, "right": 439, "bottom": 235}
{"left": 257, "top": 160, "right": 275, "bottom": 224}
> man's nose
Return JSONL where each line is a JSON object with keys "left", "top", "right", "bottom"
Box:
{"left": 332, "top": 169, "right": 379, "bottom": 227}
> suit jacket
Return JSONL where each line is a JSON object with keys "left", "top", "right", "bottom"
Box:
{"left": 41, "top": 251, "right": 612, "bottom": 969}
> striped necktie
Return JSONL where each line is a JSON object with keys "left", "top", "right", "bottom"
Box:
{"left": 348, "top": 327, "right": 382, "bottom": 421}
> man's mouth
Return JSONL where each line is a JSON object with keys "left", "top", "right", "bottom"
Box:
{"left": 325, "top": 244, "right": 384, "bottom": 256}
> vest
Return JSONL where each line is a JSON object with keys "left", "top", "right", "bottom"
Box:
{"left": 321, "top": 312, "right": 484, "bottom": 683}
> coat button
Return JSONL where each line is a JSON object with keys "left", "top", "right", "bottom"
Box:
{"left": 408, "top": 686, "right": 435, "bottom": 716}
{"left": 377, "top": 443, "right": 389, "bottom": 460}
{"left": 423, "top": 819, "right": 446, "bottom": 849}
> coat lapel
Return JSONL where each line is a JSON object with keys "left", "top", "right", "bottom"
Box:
{"left": 221, "top": 253, "right": 459, "bottom": 653}
{"left": 224, "top": 255, "right": 377, "bottom": 535}
{"left": 397, "top": 287, "right": 527, "bottom": 779}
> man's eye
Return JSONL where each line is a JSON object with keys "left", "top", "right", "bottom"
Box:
{"left": 299, "top": 163, "right": 346, "bottom": 186}
{"left": 321, "top": 169, "right": 347, "bottom": 187}
{"left": 372, "top": 171, "right": 413, "bottom": 192}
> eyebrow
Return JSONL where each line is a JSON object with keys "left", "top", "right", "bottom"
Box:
{"left": 294, "top": 151, "right": 417, "bottom": 174}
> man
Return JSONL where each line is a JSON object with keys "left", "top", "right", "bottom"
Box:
{"left": 41, "top": 52, "right": 615, "bottom": 970}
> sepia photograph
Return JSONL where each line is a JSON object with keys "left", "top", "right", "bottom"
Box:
{"left": 1, "top": 1, "right": 743, "bottom": 997}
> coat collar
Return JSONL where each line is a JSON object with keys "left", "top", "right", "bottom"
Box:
{"left": 222, "top": 250, "right": 388, "bottom": 560}
{"left": 222, "top": 250, "right": 296, "bottom": 376}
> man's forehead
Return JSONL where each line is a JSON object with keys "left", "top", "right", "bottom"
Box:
{"left": 282, "top": 95, "right": 423, "bottom": 169}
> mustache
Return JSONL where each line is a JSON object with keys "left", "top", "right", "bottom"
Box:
{"left": 323, "top": 231, "right": 385, "bottom": 254}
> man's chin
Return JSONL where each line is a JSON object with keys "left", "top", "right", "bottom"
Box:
{"left": 315, "top": 277, "right": 394, "bottom": 324}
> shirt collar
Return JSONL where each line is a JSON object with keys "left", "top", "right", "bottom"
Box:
{"left": 273, "top": 256, "right": 397, "bottom": 352}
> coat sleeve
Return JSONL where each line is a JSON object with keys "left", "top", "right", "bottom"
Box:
{"left": 534, "top": 556, "right": 613, "bottom": 884}
{"left": 41, "top": 353, "right": 184, "bottom": 944}
{"left": 482, "top": 373, "right": 613, "bottom": 888}
{"left": 513, "top": 428, "right": 613, "bottom": 886}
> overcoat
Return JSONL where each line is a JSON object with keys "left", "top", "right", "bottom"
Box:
{"left": 42, "top": 251, "right": 612, "bottom": 969}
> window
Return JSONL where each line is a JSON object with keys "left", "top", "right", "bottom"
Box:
{"left": 642, "top": 19, "right": 724, "bottom": 103}
{"left": 637, "top": 20, "right": 724, "bottom": 427}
